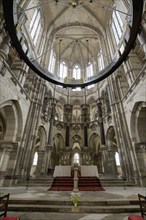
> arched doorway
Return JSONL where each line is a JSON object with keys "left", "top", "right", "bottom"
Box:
{"left": 131, "top": 102, "right": 146, "bottom": 185}
{"left": 0, "top": 100, "right": 23, "bottom": 185}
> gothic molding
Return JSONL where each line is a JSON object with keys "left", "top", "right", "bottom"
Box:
{"left": 55, "top": 121, "right": 64, "bottom": 131}
{"left": 135, "top": 143, "right": 146, "bottom": 153}
{"left": 0, "top": 141, "right": 18, "bottom": 152}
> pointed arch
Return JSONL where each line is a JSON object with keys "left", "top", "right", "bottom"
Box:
{"left": 0, "top": 100, "right": 23, "bottom": 142}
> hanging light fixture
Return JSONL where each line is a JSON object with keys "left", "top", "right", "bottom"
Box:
{"left": 58, "top": 39, "right": 62, "bottom": 75}
{"left": 2, "top": 0, "right": 144, "bottom": 88}
{"left": 86, "top": 39, "right": 89, "bottom": 66}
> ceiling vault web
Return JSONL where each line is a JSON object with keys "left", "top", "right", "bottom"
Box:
{"left": 2, "top": 0, "right": 144, "bottom": 88}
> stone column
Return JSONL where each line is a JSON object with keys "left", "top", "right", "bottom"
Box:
{"left": 0, "top": 142, "right": 18, "bottom": 186}
{"left": 17, "top": 77, "right": 45, "bottom": 180}
{"left": 96, "top": 152, "right": 103, "bottom": 174}
{"left": 97, "top": 99, "right": 108, "bottom": 175}
{"left": 11, "top": 58, "right": 29, "bottom": 86}
{"left": 34, "top": 150, "right": 44, "bottom": 176}
{"left": 47, "top": 98, "right": 57, "bottom": 169}
{"left": 107, "top": 77, "right": 130, "bottom": 180}
{"left": 135, "top": 143, "right": 146, "bottom": 186}
{"left": 0, "top": 36, "right": 10, "bottom": 72}
{"left": 0, "top": 18, "right": 5, "bottom": 46}
{"left": 138, "top": 11, "right": 146, "bottom": 62}
{"left": 64, "top": 104, "right": 73, "bottom": 147}
{"left": 108, "top": 149, "right": 118, "bottom": 177}
{"left": 73, "top": 164, "right": 79, "bottom": 192}
{"left": 81, "top": 104, "right": 90, "bottom": 147}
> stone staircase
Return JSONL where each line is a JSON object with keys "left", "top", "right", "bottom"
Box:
{"left": 16, "top": 176, "right": 135, "bottom": 189}
{"left": 100, "top": 177, "right": 135, "bottom": 187}
{"left": 49, "top": 177, "right": 74, "bottom": 191}
{"left": 16, "top": 176, "right": 54, "bottom": 187}
{"left": 7, "top": 199, "right": 142, "bottom": 213}
{"left": 78, "top": 177, "right": 104, "bottom": 191}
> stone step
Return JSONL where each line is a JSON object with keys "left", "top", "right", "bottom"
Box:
{"left": 8, "top": 204, "right": 141, "bottom": 213}
{"left": 9, "top": 199, "right": 140, "bottom": 206}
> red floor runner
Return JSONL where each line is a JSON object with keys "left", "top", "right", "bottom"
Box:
{"left": 49, "top": 177, "right": 104, "bottom": 191}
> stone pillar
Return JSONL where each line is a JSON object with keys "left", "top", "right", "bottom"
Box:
{"left": 11, "top": 58, "right": 29, "bottom": 86}
{"left": 45, "top": 147, "right": 52, "bottom": 172}
{"left": 16, "top": 78, "right": 46, "bottom": 180}
{"left": 135, "top": 143, "right": 146, "bottom": 186}
{"left": 138, "top": 11, "right": 146, "bottom": 62}
{"left": 47, "top": 98, "right": 57, "bottom": 169}
{"left": 81, "top": 104, "right": 90, "bottom": 147}
{"left": 96, "top": 152, "right": 103, "bottom": 174}
{"left": 0, "top": 142, "right": 18, "bottom": 186}
{"left": 0, "top": 36, "right": 10, "bottom": 72}
{"left": 35, "top": 150, "right": 44, "bottom": 176}
{"left": 97, "top": 99, "right": 108, "bottom": 175}
{"left": 64, "top": 104, "right": 73, "bottom": 147}
{"left": 73, "top": 164, "right": 79, "bottom": 192}
{"left": 0, "top": 18, "right": 5, "bottom": 46}
{"left": 108, "top": 150, "right": 118, "bottom": 177}
{"left": 0, "top": 36, "right": 10, "bottom": 59}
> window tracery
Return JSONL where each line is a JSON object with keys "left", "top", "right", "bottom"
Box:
{"left": 73, "top": 65, "right": 81, "bottom": 80}
{"left": 48, "top": 49, "right": 56, "bottom": 74}
{"left": 111, "top": 9, "right": 124, "bottom": 45}
{"left": 29, "top": 9, "right": 42, "bottom": 46}
{"left": 59, "top": 61, "right": 67, "bottom": 79}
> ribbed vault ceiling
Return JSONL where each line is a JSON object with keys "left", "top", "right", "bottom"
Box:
{"left": 2, "top": 0, "right": 143, "bottom": 87}
{"left": 42, "top": 0, "right": 113, "bottom": 67}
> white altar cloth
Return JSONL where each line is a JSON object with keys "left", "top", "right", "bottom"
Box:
{"left": 81, "top": 165, "right": 99, "bottom": 177}
{"left": 53, "top": 165, "right": 71, "bottom": 177}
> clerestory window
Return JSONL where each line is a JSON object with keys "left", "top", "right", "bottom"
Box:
{"left": 86, "top": 62, "right": 94, "bottom": 89}
{"left": 48, "top": 49, "right": 56, "bottom": 74}
{"left": 73, "top": 65, "right": 81, "bottom": 80}
{"left": 98, "top": 51, "right": 104, "bottom": 71}
{"left": 111, "top": 9, "right": 124, "bottom": 45}
{"left": 29, "top": 9, "right": 42, "bottom": 46}
{"left": 60, "top": 61, "right": 67, "bottom": 79}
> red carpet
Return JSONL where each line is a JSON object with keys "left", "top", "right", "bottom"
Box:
{"left": 78, "top": 177, "right": 104, "bottom": 191}
{"left": 49, "top": 177, "right": 73, "bottom": 191}
{"left": 49, "top": 177, "right": 104, "bottom": 191}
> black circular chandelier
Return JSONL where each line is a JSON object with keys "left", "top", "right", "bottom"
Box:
{"left": 2, "top": 0, "right": 144, "bottom": 88}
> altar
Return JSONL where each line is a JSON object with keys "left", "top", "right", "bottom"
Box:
{"left": 53, "top": 165, "right": 99, "bottom": 177}
{"left": 53, "top": 165, "right": 71, "bottom": 177}
{"left": 81, "top": 165, "right": 99, "bottom": 177}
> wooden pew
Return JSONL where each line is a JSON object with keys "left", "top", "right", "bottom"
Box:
{"left": 128, "top": 194, "right": 146, "bottom": 220}
{"left": 0, "top": 193, "right": 10, "bottom": 218}
{"left": 0, "top": 193, "right": 20, "bottom": 220}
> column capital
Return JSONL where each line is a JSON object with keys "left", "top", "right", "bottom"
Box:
{"left": 135, "top": 143, "right": 146, "bottom": 153}
{"left": 0, "top": 141, "right": 18, "bottom": 151}
{"left": 46, "top": 145, "right": 52, "bottom": 151}
{"left": 101, "top": 145, "right": 108, "bottom": 150}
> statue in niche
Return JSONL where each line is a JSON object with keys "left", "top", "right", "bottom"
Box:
{"left": 42, "top": 96, "right": 49, "bottom": 114}
{"left": 41, "top": 90, "right": 52, "bottom": 122}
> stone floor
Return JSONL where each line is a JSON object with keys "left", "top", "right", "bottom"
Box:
{"left": 0, "top": 186, "right": 146, "bottom": 220}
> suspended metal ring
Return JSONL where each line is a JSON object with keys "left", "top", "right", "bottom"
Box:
{"left": 2, "top": 0, "right": 144, "bottom": 88}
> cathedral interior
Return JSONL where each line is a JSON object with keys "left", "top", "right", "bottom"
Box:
{"left": 0, "top": 0, "right": 146, "bottom": 219}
